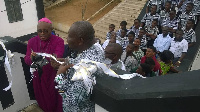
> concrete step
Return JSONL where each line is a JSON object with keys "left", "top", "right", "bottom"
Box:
{"left": 45, "top": 0, "right": 69, "bottom": 10}
{"left": 95, "top": 17, "right": 133, "bottom": 30}
{"left": 95, "top": 24, "right": 108, "bottom": 32}
{"left": 95, "top": 32, "right": 107, "bottom": 40}
{"left": 93, "top": 0, "right": 147, "bottom": 41}
{"left": 109, "top": 11, "right": 136, "bottom": 20}
{"left": 95, "top": 27, "right": 108, "bottom": 35}
{"left": 106, "top": 14, "right": 134, "bottom": 23}
{"left": 102, "top": 16, "right": 133, "bottom": 27}
{"left": 118, "top": 4, "right": 143, "bottom": 11}
{"left": 112, "top": 9, "right": 137, "bottom": 16}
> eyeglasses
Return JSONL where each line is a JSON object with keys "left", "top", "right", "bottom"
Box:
{"left": 37, "top": 29, "right": 49, "bottom": 33}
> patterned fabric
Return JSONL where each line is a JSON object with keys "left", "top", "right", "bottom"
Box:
{"left": 160, "top": 9, "right": 170, "bottom": 23}
{"left": 169, "top": 37, "right": 188, "bottom": 58}
{"left": 153, "top": 34, "right": 172, "bottom": 52}
{"left": 145, "top": 26, "right": 159, "bottom": 40}
{"left": 168, "top": 0, "right": 179, "bottom": 6}
{"left": 109, "top": 60, "right": 126, "bottom": 71}
{"left": 121, "top": 52, "right": 138, "bottom": 72}
{"left": 196, "top": 9, "right": 200, "bottom": 16}
{"left": 141, "top": 13, "right": 161, "bottom": 27}
{"left": 55, "top": 44, "right": 105, "bottom": 112}
{"left": 116, "top": 29, "right": 129, "bottom": 37}
{"left": 137, "top": 35, "right": 148, "bottom": 50}
{"left": 178, "top": 12, "right": 196, "bottom": 28}
{"left": 118, "top": 37, "right": 129, "bottom": 51}
{"left": 193, "top": 0, "right": 200, "bottom": 15}
{"left": 182, "top": 28, "right": 196, "bottom": 43}
{"left": 162, "top": 17, "right": 178, "bottom": 30}
{"left": 177, "top": 0, "right": 188, "bottom": 13}
{"left": 106, "top": 32, "right": 112, "bottom": 39}
{"left": 132, "top": 49, "right": 144, "bottom": 64}
{"left": 128, "top": 26, "right": 142, "bottom": 38}
{"left": 159, "top": 61, "right": 173, "bottom": 75}
{"left": 69, "top": 45, "right": 105, "bottom": 64}
{"left": 147, "top": 0, "right": 162, "bottom": 7}
{"left": 147, "top": 0, "right": 178, "bottom": 9}
{"left": 195, "top": 7, "right": 200, "bottom": 16}
{"left": 178, "top": 0, "right": 200, "bottom": 14}
{"left": 147, "top": 0, "right": 162, "bottom": 11}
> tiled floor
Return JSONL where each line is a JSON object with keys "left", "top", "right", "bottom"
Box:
{"left": 19, "top": 103, "right": 43, "bottom": 112}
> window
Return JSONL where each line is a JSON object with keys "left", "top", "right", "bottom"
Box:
{"left": 4, "top": 0, "right": 23, "bottom": 23}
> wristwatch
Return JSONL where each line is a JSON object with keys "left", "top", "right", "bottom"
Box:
{"left": 177, "top": 61, "right": 181, "bottom": 64}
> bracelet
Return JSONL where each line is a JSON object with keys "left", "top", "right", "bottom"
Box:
{"left": 177, "top": 61, "right": 181, "bottom": 64}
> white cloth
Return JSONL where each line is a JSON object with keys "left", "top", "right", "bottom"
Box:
{"left": 153, "top": 34, "right": 172, "bottom": 52}
{"left": 94, "top": 42, "right": 104, "bottom": 52}
{"left": 71, "top": 59, "right": 143, "bottom": 82}
{"left": 169, "top": 38, "right": 188, "bottom": 58}
{"left": 0, "top": 40, "right": 14, "bottom": 91}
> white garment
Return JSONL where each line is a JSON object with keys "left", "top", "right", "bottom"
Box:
{"left": 169, "top": 37, "right": 188, "bottom": 58}
{"left": 153, "top": 34, "right": 172, "bottom": 52}
{"left": 102, "top": 39, "right": 121, "bottom": 49}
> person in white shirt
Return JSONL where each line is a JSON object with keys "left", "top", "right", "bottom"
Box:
{"left": 169, "top": 29, "right": 188, "bottom": 67}
{"left": 102, "top": 31, "right": 121, "bottom": 49}
{"left": 153, "top": 26, "right": 172, "bottom": 53}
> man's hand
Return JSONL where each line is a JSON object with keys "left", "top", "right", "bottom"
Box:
{"left": 50, "top": 58, "right": 66, "bottom": 70}
{"left": 50, "top": 58, "right": 60, "bottom": 70}
{"left": 31, "top": 52, "right": 36, "bottom": 61}
{"left": 56, "top": 63, "right": 73, "bottom": 75}
{"left": 175, "top": 61, "right": 181, "bottom": 67}
{"left": 57, "top": 58, "right": 66, "bottom": 62}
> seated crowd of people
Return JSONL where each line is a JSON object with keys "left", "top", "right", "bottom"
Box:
{"left": 97, "top": 0, "right": 199, "bottom": 76}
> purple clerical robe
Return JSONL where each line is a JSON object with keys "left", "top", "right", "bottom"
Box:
{"left": 24, "top": 35, "right": 64, "bottom": 112}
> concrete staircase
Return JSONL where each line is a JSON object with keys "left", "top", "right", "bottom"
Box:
{"left": 93, "top": 0, "right": 147, "bottom": 42}
{"left": 43, "top": 0, "right": 53, "bottom": 7}
{"left": 43, "top": 0, "right": 69, "bottom": 10}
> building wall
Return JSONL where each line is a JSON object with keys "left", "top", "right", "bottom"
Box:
{"left": 0, "top": 0, "right": 38, "bottom": 38}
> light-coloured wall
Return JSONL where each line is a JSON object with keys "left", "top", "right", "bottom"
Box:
{"left": 0, "top": 0, "right": 38, "bottom": 38}
{"left": 0, "top": 52, "right": 36, "bottom": 112}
